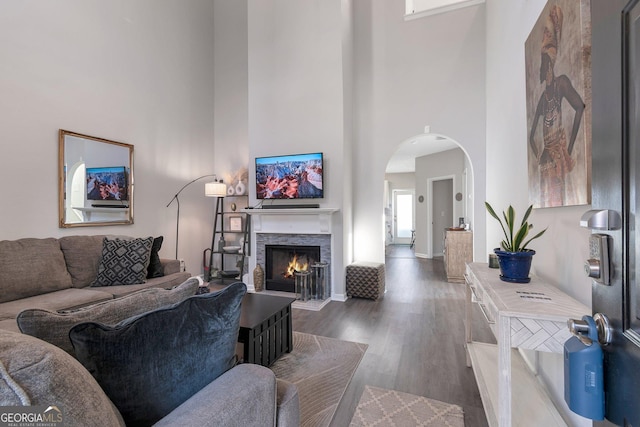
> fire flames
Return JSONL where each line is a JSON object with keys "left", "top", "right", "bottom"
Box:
{"left": 284, "top": 254, "right": 309, "bottom": 278}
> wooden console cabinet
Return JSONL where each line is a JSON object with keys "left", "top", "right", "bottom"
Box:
{"left": 464, "top": 263, "right": 590, "bottom": 426}
{"left": 444, "top": 230, "right": 472, "bottom": 282}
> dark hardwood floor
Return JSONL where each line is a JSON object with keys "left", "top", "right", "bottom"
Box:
{"left": 292, "top": 244, "right": 495, "bottom": 427}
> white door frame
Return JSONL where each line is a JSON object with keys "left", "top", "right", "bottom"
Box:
{"left": 426, "top": 174, "right": 456, "bottom": 258}
{"left": 392, "top": 189, "right": 414, "bottom": 245}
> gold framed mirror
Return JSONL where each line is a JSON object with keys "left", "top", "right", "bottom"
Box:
{"left": 58, "top": 129, "right": 134, "bottom": 228}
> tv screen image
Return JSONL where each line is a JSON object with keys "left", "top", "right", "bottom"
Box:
{"left": 86, "top": 166, "right": 129, "bottom": 201}
{"left": 256, "top": 152, "right": 323, "bottom": 199}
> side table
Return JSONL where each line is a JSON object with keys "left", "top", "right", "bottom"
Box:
{"left": 465, "top": 262, "right": 590, "bottom": 426}
{"left": 237, "top": 293, "right": 296, "bottom": 367}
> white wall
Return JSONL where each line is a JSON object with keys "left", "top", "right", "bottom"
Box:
{"left": 385, "top": 173, "right": 416, "bottom": 193}
{"left": 0, "top": 0, "right": 216, "bottom": 275}
{"left": 352, "top": 1, "right": 487, "bottom": 265}
{"left": 415, "top": 148, "right": 466, "bottom": 257}
{"left": 213, "top": 0, "right": 249, "bottom": 183}
{"left": 485, "top": 1, "right": 592, "bottom": 425}
{"left": 247, "top": 0, "right": 349, "bottom": 297}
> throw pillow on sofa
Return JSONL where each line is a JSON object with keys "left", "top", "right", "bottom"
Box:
{"left": 17, "top": 278, "right": 199, "bottom": 356}
{"left": 146, "top": 236, "right": 165, "bottom": 278}
{"left": 69, "top": 281, "right": 247, "bottom": 427}
{"left": 0, "top": 329, "right": 125, "bottom": 427}
{"left": 91, "top": 236, "right": 153, "bottom": 286}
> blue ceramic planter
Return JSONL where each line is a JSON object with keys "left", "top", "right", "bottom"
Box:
{"left": 494, "top": 248, "right": 535, "bottom": 283}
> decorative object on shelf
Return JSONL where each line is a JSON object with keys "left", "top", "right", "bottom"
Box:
{"left": 227, "top": 186, "right": 235, "bottom": 196}
{"left": 235, "top": 181, "right": 246, "bottom": 196}
{"left": 485, "top": 202, "right": 547, "bottom": 283}
{"left": 222, "top": 246, "right": 241, "bottom": 253}
{"left": 229, "top": 216, "right": 242, "bottom": 232}
{"left": 488, "top": 253, "right": 500, "bottom": 269}
{"left": 223, "top": 167, "right": 249, "bottom": 197}
{"left": 253, "top": 264, "right": 264, "bottom": 292}
{"left": 167, "top": 174, "right": 225, "bottom": 259}
{"left": 217, "top": 237, "right": 226, "bottom": 252}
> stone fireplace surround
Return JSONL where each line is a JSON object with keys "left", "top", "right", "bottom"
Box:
{"left": 256, "top": 233, "right": 331, "bottom": 292}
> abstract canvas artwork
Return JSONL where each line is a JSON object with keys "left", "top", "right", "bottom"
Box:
{"left": 525, "top": 0, "right": 591, "bottom": 208}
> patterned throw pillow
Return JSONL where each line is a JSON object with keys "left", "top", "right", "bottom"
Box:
{"left": 91, "top": 237, "right": 154, "bottom": 286}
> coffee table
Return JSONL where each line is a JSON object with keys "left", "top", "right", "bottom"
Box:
{"left": 237, "top": 293, "right": 296, "bottom": 367}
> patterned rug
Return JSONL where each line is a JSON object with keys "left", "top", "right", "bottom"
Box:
{"left": 350, "top": 385, "right": 465, "bottom": 427}
{"left": 271, "top": 332, "right": 368, "bottom": 427}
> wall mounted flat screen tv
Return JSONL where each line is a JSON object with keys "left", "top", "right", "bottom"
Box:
{"left": 256, "top": 152, "right": 323, "bottom": 199}
{"left": 86, "top": 166, "right": 129, "bottom": 201}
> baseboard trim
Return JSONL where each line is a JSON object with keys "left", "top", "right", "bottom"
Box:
{"left": 414, "top": 252, "right": 430, "bottom": 259}
{"left": 332, "top": 293, "right": 347, "bottom": 302}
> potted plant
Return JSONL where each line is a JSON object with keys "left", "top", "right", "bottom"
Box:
{"left": 485, "top": 202, "right": 547, "bottom": 283}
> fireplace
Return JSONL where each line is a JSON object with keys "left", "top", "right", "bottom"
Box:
{"left": 265, "top": 245, "right": 321, "bottom": 292}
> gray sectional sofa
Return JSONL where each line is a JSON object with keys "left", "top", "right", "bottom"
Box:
{"left": 0, "top": 236, "right": 300, "bottom": 426}
{"left": 0, "top": 235, "right": 191, "bottom": 332}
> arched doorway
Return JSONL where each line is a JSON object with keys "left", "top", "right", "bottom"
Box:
{"left": 384, "top": 132, "right": 474, "bottom": 259}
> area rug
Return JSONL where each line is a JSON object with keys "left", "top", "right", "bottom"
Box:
{"left": 349, "top": 385, "right": 465, "bottom": 427}
{"left": 271, "top": 332, "right": 368, "bottom": 427}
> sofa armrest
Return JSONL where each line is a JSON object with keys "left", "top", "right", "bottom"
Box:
{"left": 153, "top": 364, "right": 277, "bottom": 427}
{"left": 160, "top": 259, "right": 181, "bottom": 275}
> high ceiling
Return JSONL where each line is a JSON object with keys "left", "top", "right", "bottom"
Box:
{"left": 385, "top": 134, "right": 459, "bottom": 174}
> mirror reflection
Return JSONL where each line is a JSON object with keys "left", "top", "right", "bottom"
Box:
{"left": 58, "top": 129, "right": 134, "bottom": 227}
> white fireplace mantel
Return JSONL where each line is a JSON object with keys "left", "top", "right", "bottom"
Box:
{"left": 242, "top": 208, "right": 339, "bottom": 234}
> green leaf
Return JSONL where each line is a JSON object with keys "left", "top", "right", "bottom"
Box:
{"left": 485, "top": 202, "right": 501, "bottom": 222}
{"left": 512, "top": 222, "right": 530, "bottom": 252}
{"left": 506, "top": 206, "right": 515, "bottom": 248}
{"left": 521, "top": 205, "right": 533, "bottom": 227}
{"left": 486, "top": 202, "right": 510, "bottom": 245}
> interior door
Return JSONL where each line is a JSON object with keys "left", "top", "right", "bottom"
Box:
{"left": 432, "top": 179, "right": 453, "bottom": 255}
{"left": 591, "top": 1, "right": 640, "bottom": 425}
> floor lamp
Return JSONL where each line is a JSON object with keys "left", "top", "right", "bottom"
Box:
{"left": 204, "top": 180, "right": 227, "bottom": 281}
{"left": 166, "top": 174, "right": 220, "bottom": 260}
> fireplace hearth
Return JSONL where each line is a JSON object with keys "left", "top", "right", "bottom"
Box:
{"left": 265, "top": 245, "right": 320, "bottom": 292}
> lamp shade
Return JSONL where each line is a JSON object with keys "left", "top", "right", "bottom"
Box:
{"left": 205, "top": 181, "right": 227, "bottom": 197}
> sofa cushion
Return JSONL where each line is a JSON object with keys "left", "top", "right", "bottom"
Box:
{"left": 91, "top": 237, "right": 154, "bottom": 286}
{"left": 0, "top": 288, "right": 113, "bottom": 321}
{"left": 147, "top": 236, "right": 165, "bottom": 278}
{"left": 0, "top": 329, "right": 125, "bottom": 427}
{"left": 0, "top": 238, "right": 72, "bottom": 303}
{"left": 69, "top": 281, "right": 246, "bottom": 427}
{"left": 90, "top": 271, "right": 192, "bottom": 299}
{"left": 17, "top": 278, "right": 199, "bottom": 356}
{"left": 59, "top": 235, "right": 106, "bottom": 288}
{"left": 0, "top": 318, "right": 19, "bottom": 333}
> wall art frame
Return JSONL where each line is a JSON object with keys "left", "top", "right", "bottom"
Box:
{"left": 525, "top": 0, "right": 592, "bottom": 208}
